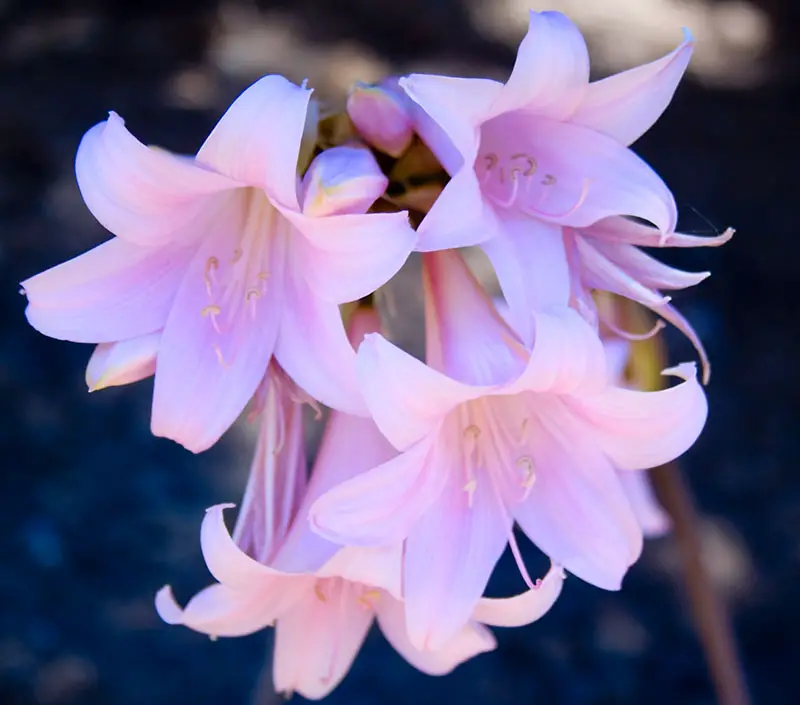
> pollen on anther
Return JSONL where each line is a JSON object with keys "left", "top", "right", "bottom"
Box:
{"left": 463, "top": 424, "right": 481, "bottom": 439}
{"left": 314, "top": 583, "right": 327, "bottom": 602}
{"left": 541, "top": 174, "right": 556, "bottom": 186}
{"left": 212, "top": 343, "right": 228, "bottom": 368}
{"left": 518, "top": 455, "right": 536, "bottom": 492}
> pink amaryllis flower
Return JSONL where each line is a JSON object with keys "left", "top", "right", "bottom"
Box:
{"left": 399, "top": 11, "right": 713, "bottom": 346}
{"left": 21, "top": 75, "right": 415, "bottom": 452}
{"left": 157, "top": 308, "right": 563, "bottom": 699}
{"left": 311, "top": 249, "right": 707, "bottom": 650}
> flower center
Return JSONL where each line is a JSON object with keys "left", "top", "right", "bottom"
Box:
{"left": 200, "top": 188, "right": 282, "bottom": 366}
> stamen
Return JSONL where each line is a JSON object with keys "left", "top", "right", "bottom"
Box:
{"left": 484, "top": 153, "right": 498, "bottom": 171}
{"left": 601, "top": 313, "right": 666, "bottom": 342}
{"left": 204, "top": 256, "right": 219, "bottom": 295}
{"left": 463, "top": 478, "right": 477, "bottom": 507}
{"left": 490, "top": 172, "right": 521, "bottom": 208}
{"left": 358, "top": 589, "right": 381, "bottom": 610}
{"left": 201, "top": 304, "right": 222, "bottom": 334}
{"left": 314, "top": 583, "right": 327, "bottom": 602}
{"left": 521, "top": 178, "right": 592, "bottom": 219}
{"left": 520, "top": 418, "right": 530, "bottom": 444}
{"left": 212, "top": 343, "right": 229, "bottom": 368}
{"left": 463, "top": 424, "right": 481, "bottom": 440}
{"left": 541, "top": 174, "right": 556, "bottom": 186}
{"left": 517, "top": 456, "right": 537, "bottom": 500}
{"left": 510, "top": 153, "right": 537, "bottom": 177}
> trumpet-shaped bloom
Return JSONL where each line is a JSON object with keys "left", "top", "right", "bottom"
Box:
{"left": 401, "top": 11, "right": 697, "bottom": 344}
{"left": 22, "top": 75, "right": 416, "bottom": 452}
{"left": 157, "top": 309, "right": 563, "bottom": 699}
{"left": 311, "top": 250, "right": 706, "bottom": 650}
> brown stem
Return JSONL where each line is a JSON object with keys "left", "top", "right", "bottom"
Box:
{"left": 651, "top": 462, "right": 750, "bottom": 705}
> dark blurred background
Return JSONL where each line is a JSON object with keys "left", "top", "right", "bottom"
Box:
{"left": 2, "top": 0, "right": 798, "bottom": 703}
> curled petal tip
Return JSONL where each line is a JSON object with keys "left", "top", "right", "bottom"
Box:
{"left": 155, "top": 585, "right": 185, "bottom": 625}
{"left": 205, "top": 502, "right": 236, "bottom": 514}
{"left": 661, "top": 361, "right": 698, "bottom": 382}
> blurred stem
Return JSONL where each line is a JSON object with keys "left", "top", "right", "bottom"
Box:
{"left": 651, "top": 463, "right": 751, "bottom": 705}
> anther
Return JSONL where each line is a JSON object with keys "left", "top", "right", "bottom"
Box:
{"left": 314, "top": 583, "right": 327, "bottom": 602}
{"left": 201, "top": 304, "right": 222, "bottom": 333}
{"left": 204, "top": 256, "right": 219, "bottom": 295}
{"left": 517, "top": 456, "right": 536, "bottom": 498}
{"left": 484, "top": 153, "right": 498, "bottom": 170}
{"left": 541, "top": 174, "right": 556, "bottom": 186}
{"left": 212, "top": 343, "right": 228, "bottom": 368}
{"left": 358, "top": 589, "right": 381, "bottom": 609}
{"left": 231, "top": 247, "right": 243, "bottom": 264}
{"left": 463, "top": 424, "right": 481, "bottom": 439}
{"left": 511, "top": 153, "right": 537, "bottom": 176}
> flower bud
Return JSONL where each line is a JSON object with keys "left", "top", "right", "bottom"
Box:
{"left": 86, "top": 332, "right": 160, "bottom": 392}
{"left": 346, "top": 81, "right": 413, "bottom": 157}
{"left": 300, "top": 145, "right": 388, "bottom": 217}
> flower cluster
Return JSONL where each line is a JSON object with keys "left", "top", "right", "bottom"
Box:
{"left": 22, "top": 10, "right": 729, "bottom": 700}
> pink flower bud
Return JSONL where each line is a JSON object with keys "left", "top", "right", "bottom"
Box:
{"left": 346, "top": 81, "right": 413, "bottom": 157}
{"left": 300, "top": 145, "right": 388, "bottom": 217}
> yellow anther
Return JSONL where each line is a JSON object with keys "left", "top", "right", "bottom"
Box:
{"left": 213, "top": 343, "right": 228, "bottom": 368}
{"left": 517, "top": 456, "right": 536, "bottom": 497}
{"left": 201, "top": 304, "right": 221, "bottom": 317}
{"left": 245, "top": 288, "right": 262, "bottom": 302}
{"left": 314, "top": 583, "right": 327, "bottom": 602}
{"left": 358, "top": 589, "right": 381, "bottom": 609}
{"left": 204, "top": 256, "right": 220, "bottom": 294}
{"left": 257, "top": 271, "right": 271, "bottom": 281}
{"left": 484, "top": 153, "right": 498, "bottom": 170}
{"left": 511, "top": 153, "right": 537, "bottom": 176}
{"left": 541, "top": 174, "right": 556, "bottom": 186}
{"left": 463, "top": 424, "right": 481, "bottom": 439}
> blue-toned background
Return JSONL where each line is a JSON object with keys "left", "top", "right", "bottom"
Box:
{"left": 1, "top": 1, "right": 797, "bottom": 703}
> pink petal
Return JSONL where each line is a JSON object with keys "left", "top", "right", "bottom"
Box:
{"left": 575, "top": 235, "right": 673, "bottom": 309}
{"left": 488, "top": 11, "right": 589, "bottom": 120}
{"left": 587, "top": 238, "right": 710, "bottom": 290}
{"left": 85, "top": 332, "right": 160, "bottom": 391}
{"left": 617, "top": 470, "right": 672, "bottom": 538}
{"left": 655, "top": 301, "right": 712, "bottom": 384}
{"left": 75, "top": 113, "right": 239, "bottom": 247}
{"left": 283, "top": 208, "right": 416, "bottom": 303}
{"left": 151, "top": 201, "right": 284, "bottom": 452}
{"left": 22, "top": 237, "right": 192, "bottom": 343}
{"left": 273, "top": 407, "right": 397, "bottom": 573}
{"left": 603, "top": 338, "right": 631, "bottom": 382}
{"left": 508, "top": 307, "right": 607, "bottom": 396}
{"left": 481, "top": 216, "right": 569, "bottom": 345}
{"left": 403, "top": 465, "right": 512, "bottom": 651}
{"left": 571, "top": 30, "right": 694, "bottom": 146}
{"left": 415, "top": 167, "right": 502, "bottom": 251}
{"left": 196, "top": 75, "right": 311, "bottom": 209}
{"left": 509, "top": 403, "right": 643, "bottom": 590}
{"left": 376, "top": 595, "right": 496, "bottom": 674}
{"left": 317, "top": 545, "right": 404, "bottom": 599}
{"left": 155, "top": 582, "right": 301, "bottom": 638}
{"left": 273, "top": 271, "right": 366, "bottom": 416}
{"left": 272, "top": 581, "right": 373, "bottom": 700}
{"left": 584, "top": 217, "right": 733, "bottom": 249}
{"left": 356, "top": 333, "right": 480, "bottom": 450}
{"left": 310, "top": 436, "right": 443, "bottom": 547}
{"left": 199, "top": 504, "right": 283, "bottom": 588}
{"left": 566, "top": 362, "right": 707, "bottom": 471}
{"left": 423, "top": 249, "right": 525, "bottom": 385}
{"left": 472, "top": 562, "right": 565, "bottom": 627}
{"left": 481, "top": 115, "right": 677, "bottom": 232}
{"left": 400, "top": 74, "right": 502, "bottom": 167}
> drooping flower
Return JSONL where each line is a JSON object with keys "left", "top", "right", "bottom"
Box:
{"left": 22, "top": 75, "right": 416, "bottom": 452}
{"left": 311, "top": 250, "right": 706, "bottom": 650}
{"left": 157, "top": 308, "right": 563, "bottom": 699}
{"left": 399, "top": 11, "right": 721, "bottom": 355}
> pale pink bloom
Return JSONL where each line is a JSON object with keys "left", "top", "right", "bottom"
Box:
{"left": 157, "top": 308, "right": 562, "bottom": 699}
{"left": 22, "top": 75, "right": 415, "bottom": 452}
{"left": 311, "top": 249, "right": 706, "bottom": 650}
{"left": 603, "top": 338, "right": 671, "bottom": 537}
{"left": 347, "top": 80, "right": 414, "bottom": 157}
{"left": 567, "top": 218, "right": 733, "bottom": 383}
{"left": 400, "top": 11, "right": 697, "bottom": 342}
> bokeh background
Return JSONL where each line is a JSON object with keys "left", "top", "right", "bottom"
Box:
{"left": 2, "top": 0, "right": 798, "bottom": 703}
